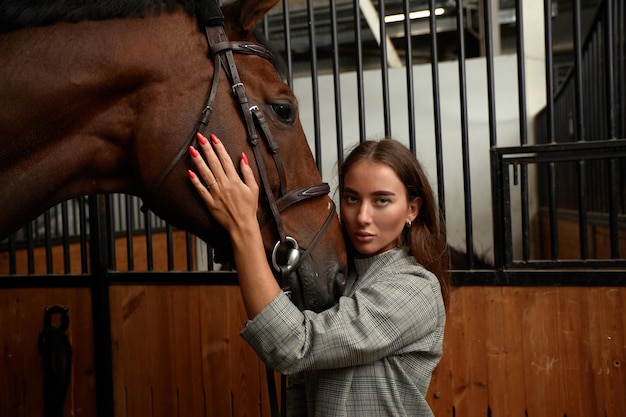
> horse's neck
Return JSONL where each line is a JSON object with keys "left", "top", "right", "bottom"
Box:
{"left": 0, "top": 11, "right": 210, "bottom": 238}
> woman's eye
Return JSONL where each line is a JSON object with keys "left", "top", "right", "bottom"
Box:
{"left": 376, "top": 198, "right": 390, "bottom": 206}
{"left": 270, "top": 103, "right": 295, "bottom": 124}
{"left": 343, "top": 195, "right": 358, "bottom": 204}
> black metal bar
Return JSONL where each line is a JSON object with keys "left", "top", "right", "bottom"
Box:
{"left": 88, "top": 195, "right": 114, "bottom": 417}
{"left": 608, "top": 159, "right": 620, "bottom": 258}
{"left": 604, "top": 0, "right": 620, "bottom": 259}
{"left": 576, "top": 160, "right": 589, "bottom": 258}
{"left": 502, "top": 161, "right": 513, "bottom": 268}
{"left": 483, "top": 0, "right": 497, "bottom": 148}
{"left": 44, "top": 211, "right": 53, "bottom": 273}
{"left": 515, "top": 0, "right": 528, "bottom": 146}
{"left": 573, "top": 0, "right": 585, "bottom": 141}
{"left": 377, "top": 0, "right": 391, "bottom": 137}
{"left": 206, "top": 245, "right": 214, "bottom": 271}
{"left": 452, "top": 269, "right": 626, "bottom": 287}
{"left": 455, "top": 0, "right": 474, "bottom": 267}
{"left": 27, "top": 222, "right": 34, "bottom": 274}
{"left": 428, "top": 0, "right": 445, "bottom": 222}
{"left": 61, "top": 202, "right": 70, "bottom": 274}
{"left": 509, "top": 257, "right": 626, "bottom": 269}
{"left": 614, "top": 0, "right": 626, "bottom": 136}
{"left": 604, "top": 0, "right": 616, "bottom": 139}
{"left": 495, "top": 138, "right": 626, "bottom": 157}
{"left": 573, "top": 0, "right": 589, "bottom": 259}
{"left": 8, "top": 234, "right": 16, "bottom": 274}
{"left": 144, "top": 210, "right": 153, "bottom": 271}
{"left": 306, "top": 0, "right": 322, "bottom": 173}
{"left": 520, "top": 164, "right": 530, "bottom": 262}
{"left": 105, "top": 195, "right": 116, "bottom": 270}
{"left": 125, "top": 195, "right": 134, "bottom": 271}
{"left": 404, "top": 0, "right": 415, "bottom": 152}
{"left": 491, "top": 149, "right": 505, "bottom": 270}
{"left": 515, "top": 0, "right": 530, "bottom": 261}
{"left": 0, "top": 275, "right": 92, "bottom": 288}
{"left": 79, "top": 197, "right": 88, "bottom": 273}
{"left": 186, "top": 232, "right": 194, "bottom": 271}
{"left": 544, "top": 0, "right": 556, "bottom": 143}
{"left": 166, "top": 224, "right": 174, "bottom": 271}
{"left": 281, "top": 0, "right": 293, "bottom": 88}
{"left": 330, "top": 0, "right": 344, "bottom": 162}
{"left": 548, "top": 162, "right": 559, "bottom": 260}
{"left": 352, "top": 0, "right": 366, "bottom": 141}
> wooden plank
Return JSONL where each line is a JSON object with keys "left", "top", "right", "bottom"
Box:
{"left": 450, "top": 286, "right": 490, "bottom": 416}
{"left": 557, "top": 287, "right": 595, "bottom": 416}
{"left": 229, "top": 285, "right": 263, "bottom": 417}
{"left": 520, "top": 287, "right": 565, "bottom": 416}
{"left": 199, "top": 285, "right": 235, "bottom": 416}
{"left": 589, "top": 288, "right": 626, "bottom": 416}
{"left": 485, "top": 287, "right": 528, "bottom": 415}
{"left": 427, "top": 288, "right": 456, "bottom": 417}
{"left": 111, "top": 285, "right": 153, "bottom": 416}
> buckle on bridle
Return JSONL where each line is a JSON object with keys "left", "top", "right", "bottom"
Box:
{"left": 231, "top": 82, "right": 244, "bottom": 94}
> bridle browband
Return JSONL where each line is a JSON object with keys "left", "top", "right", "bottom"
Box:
{"left": 144, "top": 12, "right": 336, "bottom": 294}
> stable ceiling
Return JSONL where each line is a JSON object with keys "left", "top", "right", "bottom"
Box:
{"left": 263, "top": 0, "right": 603, "bottom": 75}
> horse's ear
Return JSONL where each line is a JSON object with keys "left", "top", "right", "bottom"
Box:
{"left": 222, "top": 0, "right": 280, "bottom": 31}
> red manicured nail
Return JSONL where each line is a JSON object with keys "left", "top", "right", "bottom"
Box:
{"left": 189, "top": 146, "right": 199, "bottom": 158}
{"left": 210, "top": 134, "right": 220, "bottom": 145}
{"left": 197, "top": 133, "right": 208, "bottom": 145}
{"left": 241, "top": 152, "right": 249, "bottom": 165}
{"left": 187, "top": 170, "right": 196, "bottom": 180}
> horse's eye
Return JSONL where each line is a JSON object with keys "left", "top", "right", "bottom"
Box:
{"left": 270, "top": 103, "right": 295, "bottom": 125}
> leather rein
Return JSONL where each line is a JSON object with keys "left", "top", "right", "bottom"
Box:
{"left": 146, "top": 23, "right": 336, "bottom": 295}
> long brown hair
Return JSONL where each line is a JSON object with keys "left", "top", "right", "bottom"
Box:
{"left": 338, "top": 139, "right": 450, "bottom": 306}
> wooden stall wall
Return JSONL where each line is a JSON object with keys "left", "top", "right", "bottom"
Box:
{"left": 2, "top": 277, "right": 625, "bottom": 416}
{"left": 429, "top": 286, "right": 626, "bottom": 417}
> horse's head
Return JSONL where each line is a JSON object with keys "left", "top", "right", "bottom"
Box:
{"left": 140, "top": 0, "right": 347, "bottom": 312}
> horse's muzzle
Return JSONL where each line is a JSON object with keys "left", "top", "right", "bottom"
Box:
{"left": 286, "top": 258, "right": 345, "bottom": 313}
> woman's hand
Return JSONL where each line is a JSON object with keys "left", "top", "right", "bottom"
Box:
{"left": 188, "top": 132, "right": 281, "bottom": 318}
{"left": 188, "top": 132, "right": 259, "bottom": 237}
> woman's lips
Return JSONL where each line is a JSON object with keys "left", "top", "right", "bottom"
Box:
{"left": 353, "top": 231, "right": 374, "bottom": 243}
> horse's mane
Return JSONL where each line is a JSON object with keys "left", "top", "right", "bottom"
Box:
{"left": 0, "top": 0, "right": 218, "bottom": 32}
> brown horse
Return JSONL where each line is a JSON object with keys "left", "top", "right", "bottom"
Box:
{"left": 0, "top": 0, "right": 346, "bottom": 311}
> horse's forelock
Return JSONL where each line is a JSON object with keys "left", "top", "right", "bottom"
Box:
{"left": 251, "top": 27, "right": 289, "bottom": 83}
{"left": 0, "top": 0, "right": 202, "bottom": 32}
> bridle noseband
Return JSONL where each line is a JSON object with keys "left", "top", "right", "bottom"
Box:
{"left": 145, "top": 17, "right": 336, "bottom": 294}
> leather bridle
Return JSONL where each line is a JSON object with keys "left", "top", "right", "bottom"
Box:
{"left": 145, "top": 12, "right": 336, "bottom": 296}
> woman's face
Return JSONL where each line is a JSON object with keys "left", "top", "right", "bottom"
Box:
{"left": 341, "top": 160, "right": 420, "bottom": 257}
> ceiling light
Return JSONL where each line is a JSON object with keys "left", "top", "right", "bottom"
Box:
{"left": 384, "top": 8, "right": 445, "bottom": 24}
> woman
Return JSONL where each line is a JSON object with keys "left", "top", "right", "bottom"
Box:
{"left": 188, "top": 134, "right": 449, "bottom": 417}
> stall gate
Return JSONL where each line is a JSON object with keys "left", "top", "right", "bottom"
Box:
{"left": 1, "top": 0, "right": 625, "bottom": 416}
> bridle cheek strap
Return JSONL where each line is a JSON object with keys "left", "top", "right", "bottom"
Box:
{"left": 205, "top": 25, "right": 336, "bottom": 279}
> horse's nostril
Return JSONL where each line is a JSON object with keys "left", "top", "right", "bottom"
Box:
{"left": 333, "top": 270, "right": 346, "bottom": 300}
